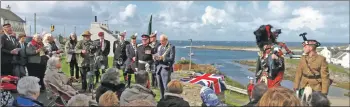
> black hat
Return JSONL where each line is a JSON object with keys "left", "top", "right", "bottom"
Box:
{"left": 2, "top": 23, "right": 11, "bottom": 27}
{"left": 141, "top": 34, "right": 149, "bottom": 39}
{"left": 302, "top": 40, "right": 321, "bottom": 47}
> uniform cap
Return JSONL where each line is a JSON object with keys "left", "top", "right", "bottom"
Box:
{"left": 141, "top": 34, "right": 150, "bottom": 39}
{"left": 150, "top": 30, "right": 158, "bottom": 37}
{"left": 302, "top": 40, "right": 321, "bottom": 47}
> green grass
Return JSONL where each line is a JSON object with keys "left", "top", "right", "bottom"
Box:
{"left": 224, "top": 75, "right": 245, "bottom": 89}
{"left": 225, "top": 90, "right": 249, "bottom": 106}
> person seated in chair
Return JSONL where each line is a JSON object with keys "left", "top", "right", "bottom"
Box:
{"left": 44, "top": 54, "right": 77, "bottom": 96}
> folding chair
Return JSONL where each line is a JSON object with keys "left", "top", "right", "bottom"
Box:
{"left": 44, "top": 81, "right": 53, "bottom": 99}
{"left": 57, "top": 90, "right": 72, "bottom": 106}
{"left": 48, "top": 83, "right": 63, "bottom": 106}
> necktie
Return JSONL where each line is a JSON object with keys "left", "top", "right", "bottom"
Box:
{"left": 160, "top": 46, "right": 165, "bottom": 55}
{"left": 100, "top": 40, "right": 103, "bottom": 48}
{"left": 21, "top": 43, "right": 24, "bottom": 48}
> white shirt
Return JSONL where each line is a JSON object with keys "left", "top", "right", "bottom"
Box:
{"left": 6, "top": 34, "right": 14, "bottom": 44}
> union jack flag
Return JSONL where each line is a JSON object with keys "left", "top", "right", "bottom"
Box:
{"left": 181, "top": 72, "right": 226, "bottom": 94}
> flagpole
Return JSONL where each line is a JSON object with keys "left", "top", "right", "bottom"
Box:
{"left": 189, "top": 39, "right": 192, "bottom": 71}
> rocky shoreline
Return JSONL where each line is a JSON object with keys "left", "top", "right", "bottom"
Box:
{"left": 233, "top": 59, "right": 350, "bottom": 91}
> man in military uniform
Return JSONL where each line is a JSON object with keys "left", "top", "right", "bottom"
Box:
{"left": 75, "top": 30, "right": 94, "bottom": 92}
{"left": 149, "top": 31, "right": 161, "bottom": 87}
{"left": 294, "top": 40, "right": 330, "bottom": 95}
{"left": 135, "top": 34, "right": 154, "bottom": 72}
{"left": 113, "top": 31, "right": 130, "bottom": 73}
{"left": 124, "top": 34, "right": 138, "bottom": 87}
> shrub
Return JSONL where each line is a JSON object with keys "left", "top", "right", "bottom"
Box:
{"left": 176, "top": 59, "right": 195, "bottom": 64}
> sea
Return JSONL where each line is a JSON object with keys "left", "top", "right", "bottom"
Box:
{"left": 168, "top": 40, "right": 349, "bottom": 97}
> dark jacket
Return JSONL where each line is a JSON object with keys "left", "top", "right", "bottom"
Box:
{"left": 125, "top": 43, "right": 137, "bottom": 71}
{"left": 157, "top": 93, "right": 190, "bottom": 107}
{"left": 12, "top": 95, "right": 43, "bottom": 107}
{"left": 95, "top": 39, "right": 110, "bottom": 56}
{"left": 95, "top": 82, "right": 126, "bottom": 102}
{"left": 113, "top": 40, "right": 129, "bottom": 62}
{"left": 13, "top": 42, "right": 28, "bottom": 65}
{"left": 1, "top": 34, "right": 18, "bottom": 64}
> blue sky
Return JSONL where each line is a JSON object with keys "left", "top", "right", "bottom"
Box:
{"left": 1, "top": 1, "right": 349, "bottom": 43}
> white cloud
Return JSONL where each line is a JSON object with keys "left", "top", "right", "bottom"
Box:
{"left": 201, "top": 6, "right": 227, "bottom": 25}
{"left": 224, "top": 1, "right": 237, "bottom": 14}
{"left": 119, "top": 4, "right": 137, "bottom": 21}
{"left": 176, "top": 1, "right": 194, "bottom": 10}
{"left": 268, "top": 1, "right": 288, "bottom": 17}
{"left": 251, "top": 1, "right": 259, "bottom": 10}
{"left": 287, "top": 6, "right": 325, "bottom": 31}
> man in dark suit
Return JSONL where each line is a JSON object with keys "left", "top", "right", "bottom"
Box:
{"left": 113, "top": 31, "right": 130, "bottom": 75}
{"left": 1, "top": 23, "right": 19, "bottom": 76}
{"left": 124, "top": 34, "right": 137, "bottom": 87}
{"left": 155, "top": 34, "right": 175, "bottom": 99}
{"left": 149, "top": 31, "right": 161, "bottom": 88}
{"left": 94, "top": 32, "right": 110, "bottom": 83}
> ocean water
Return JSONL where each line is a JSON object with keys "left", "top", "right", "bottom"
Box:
{"left": 169, "top": 40, "right": 349, "bottom": 97}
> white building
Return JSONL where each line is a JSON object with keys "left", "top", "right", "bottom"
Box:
{"left": 340, "top": 52, "right": 350, "bottom": 68}
{"left": 317, "top": 47, "right": 332, "bottom": 63}
{"left": 0, "top": 5, "right": 26, "bottom": 35}
{"left": 78, "top": 16, "right": 118, "bottom": 56}
{"left": 331, "top": 51, "right": 350, "bottom": 68}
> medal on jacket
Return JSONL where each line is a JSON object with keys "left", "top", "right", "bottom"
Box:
{"left": 145, "top": 49, "right": 151, "bottom": 54}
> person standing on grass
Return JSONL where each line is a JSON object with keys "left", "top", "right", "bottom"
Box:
{"left": 75, "top": 30, "right": 94, "bottom": 93}
{"left": 149, "top": 31, "right": 161, "bottom": 88}
{"left": 125, "top": 34, "right": 138, "bottom": 87}
{"left": 94, "top": 32, "right": 110, "bottom": 83}
{"left": 154, "top": 34, "right": 175, "bottom": 99}
{"left": 65, "top": 33, "right": 80, "bottom": 80}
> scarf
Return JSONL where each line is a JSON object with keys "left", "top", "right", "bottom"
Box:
{"left": 31, "top": 39, "right": 43, "bottom": 50}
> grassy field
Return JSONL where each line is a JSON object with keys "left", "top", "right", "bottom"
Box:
{"left": 286, "top": 59, "right": 349, "bottom": 74}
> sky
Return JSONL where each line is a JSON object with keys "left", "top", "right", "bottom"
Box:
{"left": 1, "top": 1, "right": 349, "bottom": 43}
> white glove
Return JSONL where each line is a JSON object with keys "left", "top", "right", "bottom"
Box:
{"left": 135, "top": 68, "right": 138, "bottom": 72}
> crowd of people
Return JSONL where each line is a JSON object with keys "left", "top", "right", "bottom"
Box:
{"left": 0, "top": 22, "right": 333, "bottom": 107}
